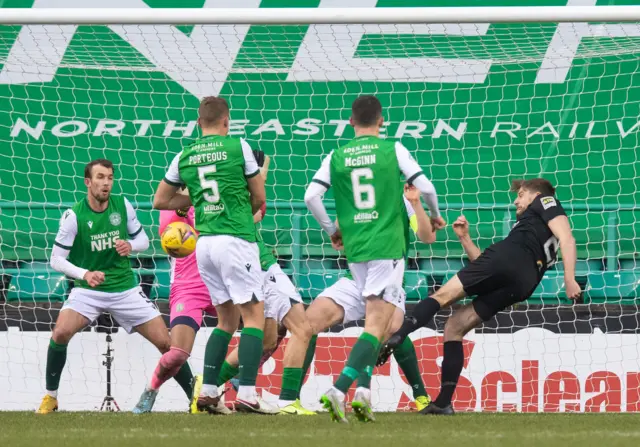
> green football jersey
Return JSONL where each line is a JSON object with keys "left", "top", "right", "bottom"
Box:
{"left": 329, "top": 135, "right": 406, "bottom": 263}
{"left": 256, "top": 229, "right": 277, "bottom": 272}
{"left": 65, "top": 195, "right": 136, "bottom": 293}
{"left": 343, "top": 197, "right": 411, "bottom": 281}
{"left": 172, "top": 135, "right": 260, "bottom": 242}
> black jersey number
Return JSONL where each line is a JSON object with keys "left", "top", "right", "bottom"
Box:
{"left": 140, "top": 291, "right": 158, "bottom": 310}
{"left": 543, "top": 236, "right": 560, "bottom": 267}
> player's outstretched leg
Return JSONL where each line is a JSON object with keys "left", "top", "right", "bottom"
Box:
{"left": 305, "top": 287, "right": 368, "bottom": 422}
{"left": 379, "top": 275, "right": 467, "bottom": 365}
{"left": 253, "top": 264, "right": 317, "bottom": 415}
{"left": 287, "top": 294, "right": 342, "bottom": 415}
{"left": 37, "top": 309, "right": 89, "bottom": 414}
{"left": 421, "top": 303, "right": 481, "bottom": 416}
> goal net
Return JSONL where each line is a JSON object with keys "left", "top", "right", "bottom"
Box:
{"left": 1, "top": 3, "right": 640, "bottom": 412}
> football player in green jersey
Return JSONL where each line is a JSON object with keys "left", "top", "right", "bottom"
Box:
{"left": 305, "top": 95, "right": 444, "bottom": 422}
{"left": 154, "top": 97, "right": 277, "bottom": 414}
{"left": 38, "top": 159, "right": 194, "bottom": 414}
{"left": 210, "top": 153, "right": 316, "bottom": 416}
{"left": 299, "top": 185, "right": 437, "bottom": 415}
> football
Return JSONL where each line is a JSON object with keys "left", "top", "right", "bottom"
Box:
{"left": 160, "top": 221, "right": 197, "bottom": 258}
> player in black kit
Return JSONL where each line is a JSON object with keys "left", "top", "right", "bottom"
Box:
{"left": 378, "top": 178, "right": 581, "bottom": 415}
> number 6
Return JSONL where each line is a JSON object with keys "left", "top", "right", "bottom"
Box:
{"left": 351, "top": 168, "right": 375, "bottom": 209}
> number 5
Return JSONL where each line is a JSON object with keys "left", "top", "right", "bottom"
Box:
{"left": 198, "top": 165, "right": 220, "bottom": 203}
{"left": 351, "top": 168, "right": 375, "bottom": 209}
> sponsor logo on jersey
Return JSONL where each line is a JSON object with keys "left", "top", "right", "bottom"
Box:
{"left": 541, "top": 196, "right": 557, "bottom": 210}
{"left": 88, "top": 221, "right": 93, "bottom": 229}
{"left": 353, "top": 210, "right": 379, "bottom": 224}
{"left": 109, "top": 212, "right": 122, "bottom": 226}
{"left": 204, "top": 203, "right": 225, "bottom": 213}
{"left": 344, "top": 145, "right": 378, "bottom": 155}
{"left": 245, "top": 263, "right": 252, "bottom": 272}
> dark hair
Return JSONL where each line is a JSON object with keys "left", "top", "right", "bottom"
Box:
{"left": 351, "top": 95, "right": 382, "bottom": 127}
{"left": 511, "top": 178, "right": 556, "bottom": 196}
{"left": 84, "top": 159, "right": 114, "bottom": 179}
{"left": 198, "top": 96, "right": 229, "bottom": 127}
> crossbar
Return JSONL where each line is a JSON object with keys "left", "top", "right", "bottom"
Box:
{"left": 1, "top": 7, "right": 640, "bottom": 25}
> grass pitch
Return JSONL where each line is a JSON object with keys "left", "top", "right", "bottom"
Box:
{"left": 2, "top": 412, "right": 639, "bottom": 447}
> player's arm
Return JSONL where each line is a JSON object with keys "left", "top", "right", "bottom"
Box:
{"left": 117, "top": 198, "right": 150, "bottom": 256}
{"left": 241, "top": 139, "right": 266, "bottom": 214}
{"left": 547, "top": 215, "right": 580, "bottom": 300}
{"left": 452, "top": 215, "right": 482, "bottom": 261}
{"left": 404, "top": 185, "right": 436, "bottom": 244}
{"left": 50, "top": 210, "right": 104, "bottom": 288}
{"left": 533, "top": 196, "right": 580, "bottom": 299}
{"left": 304, "top": 151, "right": 339, "bottom": 239}
{"left": 153, "top": 152, "right": 193, "bottom": 211}
{"left": 253, "top": 149, "right": 271, "bottom": 181}
{"left": 394, "top": 142, "right": 444, "bottom": 229}
{"left": 331, "top": 218, "right": 344, "bottom": 251}
{"left": 252, "top": 149, "right": 270, "bottom": 224}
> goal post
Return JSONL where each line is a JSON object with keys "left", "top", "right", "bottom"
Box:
{"left": 1, "top": 4, "right": 639, "bottom": 412}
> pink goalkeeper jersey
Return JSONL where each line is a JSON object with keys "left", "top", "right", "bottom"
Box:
{"left": 159, "top": 208, "right": 207, "bottom": 291}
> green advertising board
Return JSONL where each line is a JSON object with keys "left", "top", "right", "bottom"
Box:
{"left": 0, "top": 0, "right": 638, "bottom": 267}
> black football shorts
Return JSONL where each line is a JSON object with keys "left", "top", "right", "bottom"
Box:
{"left": 457, "top": 245, "right": 541, "bottom": 321}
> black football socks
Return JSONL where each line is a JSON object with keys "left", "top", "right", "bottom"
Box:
{"left": 433, "top": 340, "right": 464, "bottom": 408}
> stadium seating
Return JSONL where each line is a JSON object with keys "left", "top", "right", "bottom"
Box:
{"left": 1, "top": 257, "right": 637, "bottom": 306}
{"left": 584, "top": 271, "right": 640, "bottom": 304}
{"left": 0, "top": 203, "right": 637, "bottom": 306}
{"left": 2, "top": 264, "right": 67, "bottom": 303}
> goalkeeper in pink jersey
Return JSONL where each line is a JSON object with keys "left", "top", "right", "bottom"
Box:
{"left": 132, "top": 203, "right": 216, "bottom": 414}
{"left": 161, "top": 206, "right": 217, "bottom": 332}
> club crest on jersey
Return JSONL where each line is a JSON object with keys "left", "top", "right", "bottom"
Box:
{"left": 109, "top": 212, "right": 122, "bottom": 226}
{"left": 541, "top": 196, "right": 557, "bottom": 210}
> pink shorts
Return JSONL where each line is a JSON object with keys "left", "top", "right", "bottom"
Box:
{"left": 169, "top": 283, "right": 216, "bottom": 330}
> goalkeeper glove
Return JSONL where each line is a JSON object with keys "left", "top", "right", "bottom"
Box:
{"left": 175, "top": 208, "right": 189, "bottom": 218}
{"left": 252, "top": 149, "right": 266, "bottom": 168}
